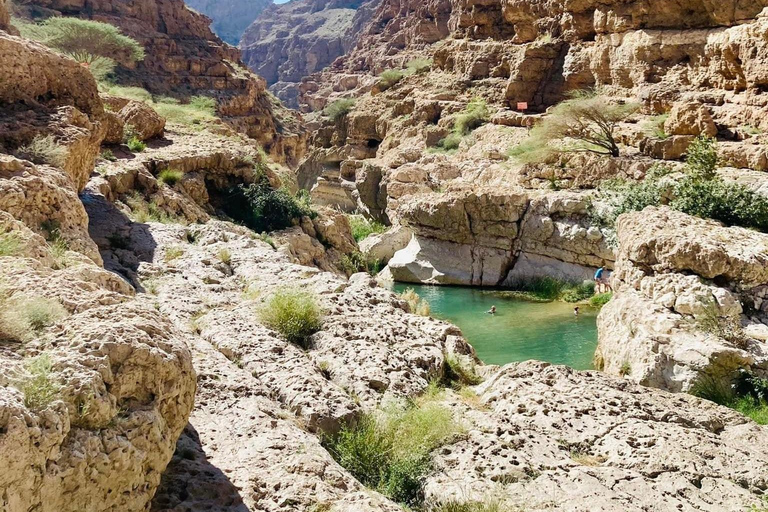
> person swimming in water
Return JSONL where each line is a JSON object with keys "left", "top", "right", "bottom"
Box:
{"left": 487, "top": 305, "right": 497, "bottom": 315}
{"left": 574, "top": 306, "right": 580, "bottom": 316}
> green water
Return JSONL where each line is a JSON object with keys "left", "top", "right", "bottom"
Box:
{"left": 393, "top": 284, "right": 599, "bottom": 370}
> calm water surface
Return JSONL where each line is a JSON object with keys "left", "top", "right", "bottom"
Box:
{"left": 393, "top": 283, "right": 599, "bottom": 370}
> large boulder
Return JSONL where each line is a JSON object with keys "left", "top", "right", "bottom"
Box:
{"left": 118, "top": 100, "right": 166, "bottom": 141}
{"left": 664, "top": 101, "right": 718, "bottom": 137}
{"left": 597, "top": 207, "right": 768, "bottom": 391}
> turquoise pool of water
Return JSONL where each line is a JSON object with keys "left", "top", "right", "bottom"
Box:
{"left": 393, "top": 284, "right": 599, "bottom": 370}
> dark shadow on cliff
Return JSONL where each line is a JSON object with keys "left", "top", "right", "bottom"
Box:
{"left": 81, "top": 187, "right": 158, "bottom": 291}
{"left": 150, "top": 423, "right": 250, "bottom": 512}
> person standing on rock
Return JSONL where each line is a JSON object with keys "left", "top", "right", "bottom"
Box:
{"left": 594, "top": 267, "right": 606, "bottom": 293}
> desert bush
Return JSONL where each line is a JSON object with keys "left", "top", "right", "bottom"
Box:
{"left": 15, "top": 135, "right": 67, "bottom": 167}
{"left": 158, "top": 169, "right": 183, "bottom": 186}
{"left": 324, "top": 98, "right": 356, "bottom": 122}
{"left": 406, "top": 57, "right": 433, "bottom": 74}
{"left": 18, "top": 353, "right": 61, "bottom": 410}
{"left": 258, "top": 288, "right": 324, "bottom": 349}
{"left": 126, "top": 136, "right": 146, "bottom": 152}
{"left": 347, "top": 214, "right": 387, "bottom": 242}
{"left": 618, "top": 361, "right": 631, "bottom": 377}
{"left": 454, "top": 98, "right": 490, "bottom": 136}
{"left": 435, "top": 132, "right": 463, "bottom": 152}
{"left": 399, "top": 288, "right": 431, "bottom": 316}
{"left": 125, "top": 193, "right": 178, "bottom": 224}
{"left": 692, "top": 299, "right": 750, "bottom": 348}
{"left": 0, "top": 296, "right": 67, "bottom": 343}
{"left": 690, "top": 370, "right": 768, "bottom": 425}
{"left": 685, "top": 135, "right": 718, "bottom": 180}
{"left": 326, "top": 399, "right": 462, "bottom": 506}
{"left": 223, "top": 168, "right": 315, "bottom": 233}
{"left": 338, "top": 251, "right": 380, "bottom": 276}
{"left": 506, "top": 276, "right": 594, "bottom": 303}
{"left": 154, "top": 95, "right": 217, "bottom": 126}
{"left": 378, "top": 69, "right": 405, "bottom": 91}
{"left": 165, "top": 246, "right": 185, "bottom": 262}
{"left": 24, "top": 17, "right": 144, "bottom": 65}
{"left": 509, "top": 90, "right": 639, "bottom": 162}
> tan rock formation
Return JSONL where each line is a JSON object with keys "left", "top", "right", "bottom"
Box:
{"left": 117, "top": 100, "right": 166, "bottom": 142}
{"left": 597, "top": 207, "right": 768, "bottom": 391}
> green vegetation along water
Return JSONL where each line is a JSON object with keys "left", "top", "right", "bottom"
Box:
{"left": 392, "top": 283, "right": 599, "bottom": 370}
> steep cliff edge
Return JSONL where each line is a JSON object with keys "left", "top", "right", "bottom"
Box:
{"left": 240, "top": 0, "right": 379, "bottom": 108}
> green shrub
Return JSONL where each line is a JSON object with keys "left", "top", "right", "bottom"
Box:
{"left": 324, "top": 98, "right": 356, "bottom": 122}
{"left": 506, "top": 276, "right": 593, "bottom": 303}
{"left": 15, "top": 135, "right": 67, "bottom": 167}
{"left": 618, "top": 361, "right": 631, "bottom": 377}
{"left": 690, "top": 371, "right": 768, "bottom": 425}
{"left": 18, "top": 353, "right": 61, "bottom": 410}
{"left": 101, "top": 149, "right": 117, "bottom": 162}
{"left": 399, "top": 288, "right": 431, "bottom": 316}
{"left": 685, "top": 135, "right": 718, "bottom": 180}
{"left": 126, "top": 136, "right": 146, "bottom": 152}
{"left": 454, "top": 98, "right": 490, "bottom": 136}
{"left": 589, "top": 292, "right": 613, "bottom": 308}
{"left": 378, "top": 69, "right": 405, "bottom": 91}
{"left": 217, "top": 247, "right": 232, "bottom": 265}
{"left": 732, "top": 397, "right": 768, "bottom": 425}
{"left": 258, "top": 288, "right": 324, "bottom": 349}
{"left": 670, "top": 176, "right": 768, "bottom": 232}
{"left": 347, "top": 214, "right": 387, "bottom": 242}
{"left": 436, "top": 132, "right": 463, "bottom": 152}
{"left": 326, "top": 399, "right": 461, "bottom": 507}
{"left": 338, "top": 251, "right": 379, "bottom": 276}
{"left": 125, "top": 193, "right": 179, "bottom": 224}
{"left": 158, "top": 169, "right": 184, "bottom": 186}
{"left": 223, "top": 168, "right": 316, "bottom": 233}
{"left": 560, "top": 280, "right": 596, "bottom": 303}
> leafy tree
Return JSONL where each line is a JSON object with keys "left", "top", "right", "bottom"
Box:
{"left": 510, "top": 90, "right": 639, "bottom": 162}
{"left": 685, "top": 135, "right": 718, "bottom": 180}
{"left": 27, "top": 17, "right": 145, "bottom": 66}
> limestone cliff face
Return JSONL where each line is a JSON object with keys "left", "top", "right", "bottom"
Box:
{"left": 0, "top": 19, "right": 196, "bottom": 512}
{"left": 184, "top": 0, "right": 271, "bottom": 45}
{"left": 240, "top": 0, "right": 379, "bottom": 108}
{"left": 21, "top": 0, "right": 306, "bottom": 166}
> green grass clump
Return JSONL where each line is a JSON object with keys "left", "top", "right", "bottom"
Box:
{"left": 258, "top": 288, "right": 324, "bottom": 349}
{"left": 442, "top": 354, "right": 482, "bottom": 388}
{"left": 125, "top": 193, "right": 180, "bottom": 224}
{"left": 100, "top": 149, "right": 117, "bottom": 162}
{"left": 15, "top": 135, "right": 67, "bottom": 167}
{"left": 506, "top": 276, "right": 595, "bottom": 303}
{"left": 126, "top": 136, "right": 146, "bottom": 152}
{"left": 347, "top": 214, "right": 387, "bottom": 242}
{"left": 157, "top": 169, "right": 184, "bottom": 186}
{"left": 164, "top": 246, "right": 185, "bottom": 262}
{"left": 0, "top": 232, "right": 22, "bottom": 257}
{"left": 435, "top": 132, "right": 463, "bottom": 152}
{"left": 427, "top": 499, "right": 504, "bottom": 512}
{"left": 378, "top": 69, "right": 405, "bottom": 91}
{"left": 644, "top": 113, "right": 669, "bottom": 139}
{"left": 154, "top": 95, "right": 217, "bottom": 126}
{"left": 399, "top": 288, "right": 431, "bottom": 316}
{"left": 324, "top": 98, "right": 356, "bottom": 122}
{"left": 589, "top": 292, "right": 613, "bottom": 308}
{"left": 454, "top": 98, "right": 490, "bottom": 136}
{"left": 406, "top": 57, "right": 433, "bottom": 74}
{"left": 18, "top": 353, "right": 61, "bottom": 410}
{"left": 732, "top": 397, "right": 768, "bottom": 425}
{"left": 326, "top": 399, "right": 462, "bottom": 507}
{"left": 690, "top": 371, "right": 768, "bottom": 425}
{"left": 0, "top": 296, "right": 67, "bottom": 343}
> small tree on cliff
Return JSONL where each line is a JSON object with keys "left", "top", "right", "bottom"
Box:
{"left": 24, "top": 17, "right": 144, "bottom": 68}
{"left": 510, "top": 90, "right": 639, "bottom": 163}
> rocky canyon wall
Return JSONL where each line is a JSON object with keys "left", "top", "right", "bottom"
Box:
{"left": 241, "top": 0, "right": 380, "bottom": 108}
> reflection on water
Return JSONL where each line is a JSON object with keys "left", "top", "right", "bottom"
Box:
{"left": 393, "top": 283, "right": 599, "bottom": 370}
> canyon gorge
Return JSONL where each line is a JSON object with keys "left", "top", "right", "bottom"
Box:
{"left": 1, "top": 0, "right": 768, "bottom": 510}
